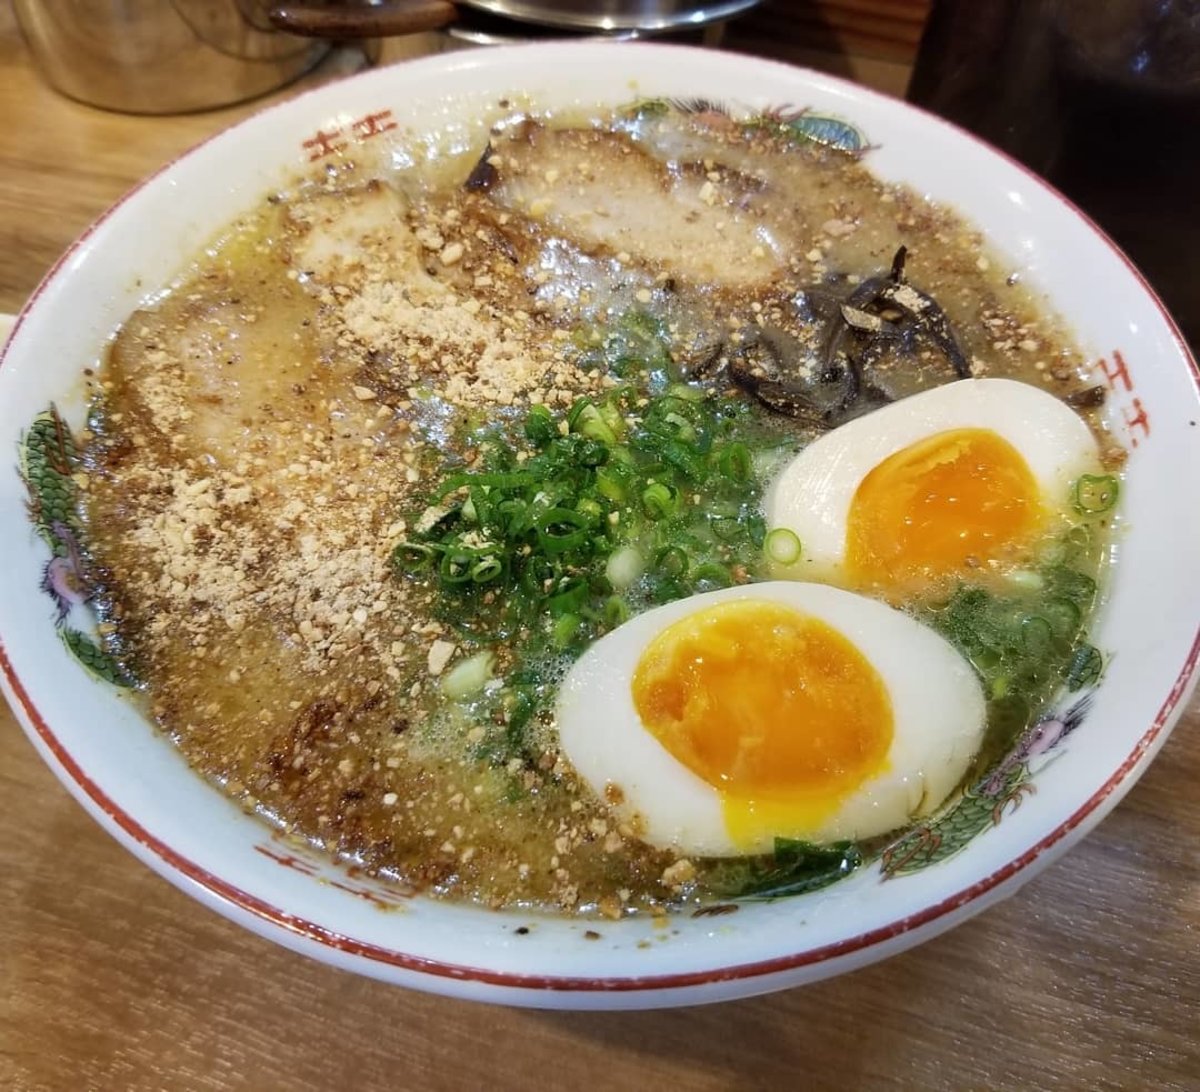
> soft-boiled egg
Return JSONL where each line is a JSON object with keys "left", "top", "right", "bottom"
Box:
{"left": 765, "top": 378, "right": 1102, "bottom": 597}
{"left": 555, "top": 582, "right": 985, "bottom": 858}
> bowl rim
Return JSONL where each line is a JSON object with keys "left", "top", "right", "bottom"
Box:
{"left": 2, "top": 40, "right": 1198, "bottom": 998}
{"left": 5, "top": 636, "right": 1198, "bottom": 993}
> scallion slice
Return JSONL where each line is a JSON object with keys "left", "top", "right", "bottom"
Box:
{"left": 641, "top": 482, "right": 677, "bottom": 520}
{"left": 547, "top": 579, "right": 589, "bottom": 616}
{"left": 711, "top": 516, "right": 742, "bottom": 542}
{"left": 470, "top": 556, "right": 504, "bottom": 584}
{"left": 535, "top": 508, "right": 590, "bottom": 555}
{"left": 654, "top": 546, "right": 689, "bottom": 578}
{"left": 392, "top": 541, "right": 435, "bottom": 573}
{"left": 568, "top": 398, "right": 618, "bottom": 444}
{"left": 605, "top": 545, "right": 644, "bottom": 591}
{"left": 764, "top": 527, "right": 802, "bottom": 565}
{"left": 1042, "top": 596, "right": 1082, "bottom": 639}
{"left": 552, "top": 612, "right": 583, "bottom": 648}
{"left": 1020, "top": 614, "right": 1054, "bottom": 656}
{"left": 665, "top": 382, "right": 706, "bottom": 403}
{"left": 1073, "top": 473, "right": 1119, "bottom": 514}
{"left": 603, "top": 595, "right": 631, "bottom": 626}
{"left": 437, "top": 470, "right": 538, "bottom": 497}
{"left": 442, "top": 651, "right": 495, "bottom": 700}
{"left": 524, "top": 404, "right": 555, "bottom": 446}
{"left": 574, "top": 496, "right": 604, "bottom": 526}
{"left": 715, "top": 442, "right": 751, "bottom": 482}
{"left": 439, "top": 550, "right": 476, "bottom": 584}
{"left": 692, "top": 561, "right": 733, "bottom": 587}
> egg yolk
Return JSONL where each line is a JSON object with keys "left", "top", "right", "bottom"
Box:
{"left": 631, "top": 600, "right": 893, "bottom": 848}
{"left": 846, "top": 428, "right": 1045, "bottom": 595}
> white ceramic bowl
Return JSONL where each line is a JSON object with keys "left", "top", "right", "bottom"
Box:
{"left": 2, "top": 44, "right": 1197, "bottom": 1009}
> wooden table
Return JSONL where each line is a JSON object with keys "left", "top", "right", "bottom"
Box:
{"left": 1, "top": 7, "right": 1196, "bottom": 1089}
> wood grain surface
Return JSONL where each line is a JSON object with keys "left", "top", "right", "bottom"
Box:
{"left": 1, "top": 4, "right": 1197, "bottom": 1090}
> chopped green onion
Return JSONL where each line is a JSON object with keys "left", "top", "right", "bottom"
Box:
{"left": 665, "top": 381, "right": 706, "bottom": 402}
{"left": 973, "top": 646, "right": 1002, "bottom": 671}
{"left": 594, "top": 467, "right": 628, "bottom": 503}
{"left": 715, "top": 442, "right": 752, "bottom": 482}
{"left": 658, "top": 438, "right": 704, "bottom": 478}
{"left": 597, "top": 401, "right": 627, "bottom": 437}
{"left": 470, "top": 556, "right": 504, "bottom": 583}
{"left": 711, "top": 516, "right": 742, "bottom": 542}
{"left": 575, "top": 438, "right": 610, "bottom": 468}
{"left": 437, "top": 470, "right": 537, "bottom": 498}
{"left": 654, "top": 546, "right": 689, "bottom": 578}
{"left": 519, "top": 556, "right": 558, "bottom": 597}
{"left": 497, "top": 497, "right": 531, "bottom": 536}
{"left": 1073, "top": 474, "right": 1119, "bottom": 515}
{"left": 439, "top": 550, "right": 476, "bottom": 584}
{"left": 647, "top": 577, "right": 685, "bottom": 605}
{"left": 395, "top": 356, "right": 779, "bottom": 698}
{"left": 574, "top": 496, "right": 604, "bottom": 526}
{"left": 524, "top": 403, "right": 555, "bottom": 446}
{"left": 552, "top": 613, "right": 583, "bottom": 648}
{"left": 535, "top": 508, "right": 590, "bottom": 555}
{"left": 547, "top": 580, "right": 588, "bottom": 616}
{"left": 566, "top": 398, "right": 591, "bottom": 430}
{"left": 1061, "top": 524, "right": 1094, "bottom": 556}
{"left": 692, "top": 561, "right": 733, "bottom": 587}
{"left": 442, "top": 651, "right": 495, "bottom": 700}
{"left": 765, "top": 527, "right": 802, "bottom": 566}
{"left": 471, "top": 484, "right": 498, "bottom": 521}
{"left": 570, "top": 400, "right": 618, "bottom": 444}
{"left": 663, "top": 411, "right": 696, "bottom": 443}
{"left": 1020, "top": 615, "right": 1054, "bottom": 656}
{"left": 603, "top": 595, "right": 631, "bottom": 626}
{"left": 641, "top": 482, "right": 678, "bottom": 520}
{"left": 1041, "top": 597, "right": 1080, "bottom": 643}
{"left": 392, "top": 541, "right": 435, "bottom": 573}
{"left": 605, "top": 545, "right": 645, "bottom": 591}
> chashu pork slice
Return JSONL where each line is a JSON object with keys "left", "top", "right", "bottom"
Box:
{"left": 284, "top": 178, "right": 446, "bottom": 302}
{"left": 484, "top": 124, "right": 793, "bottom": 290}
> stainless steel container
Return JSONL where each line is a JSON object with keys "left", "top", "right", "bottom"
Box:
{"left": 460, "top": 0, "right": 760, "bottom": 31}
{"left": 17, "top": 0, "right": 763, "bottom": 114}
{"left": 269, "top": 0, "right": 758, "bottom": 38}
{"left": 14, "top": 0, "right": 332, "bottom": 114}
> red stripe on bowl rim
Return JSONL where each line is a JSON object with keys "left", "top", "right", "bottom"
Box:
{"left": 3, "top": 629, "right": 1197, "bottom": 992}
{"left": 2, "top": 44, "right": 1199, "bottom": 995}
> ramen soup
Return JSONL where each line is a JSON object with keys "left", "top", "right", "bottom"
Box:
{"left": 72, "top": 101, "right": 1121, "bottom": 916}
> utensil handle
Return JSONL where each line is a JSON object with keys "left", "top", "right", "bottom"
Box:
{"left": 268, "top": 0, "right": 458, "bottom": 39}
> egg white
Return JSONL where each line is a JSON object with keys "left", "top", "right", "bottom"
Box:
{"left": 765, "top": 378, "right": 1103, "bottom": 581}
{"left": 555, "top": 582, "right": 986, "bottom": 858}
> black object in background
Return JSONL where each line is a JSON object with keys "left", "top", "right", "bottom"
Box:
{"left": 908, "top": 0, "right": 1200, "bottom": 353}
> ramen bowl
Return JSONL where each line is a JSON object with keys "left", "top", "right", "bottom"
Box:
{"left": 1, "top": 44, "right": 1197, "bottom": 1009}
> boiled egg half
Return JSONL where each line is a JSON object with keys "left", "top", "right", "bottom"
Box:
{"left": 555, "top": 582, "right": 985, "bottom": 857}
{"left": 766, "top": 378, "right": 1103, "bottom": 598}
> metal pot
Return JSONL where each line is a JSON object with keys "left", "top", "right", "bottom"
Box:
{"left": 15, "top": 0, "right": 761, "bottom": 115}
{"left": 269, "top": 0, "right": 761, "bottom": 37}
{"left": 13, "top": 0, "right": 334, "bottom": 115}
{"left": 450, "top": 0, "right": 761, "bottom": 32}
